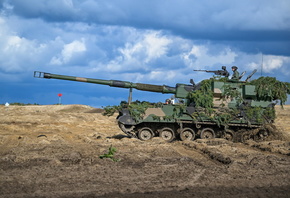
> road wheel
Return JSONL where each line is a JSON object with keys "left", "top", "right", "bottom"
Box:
{"left": 159, "top": 127, "right": 175, "bottom": 142}
{"left": 254, "top": 129, "right": 269, "bottom": 142}
{"left": 241, "top": 132, "right": 252, "bottom": 143}
{"left": 223, "top": 130, "right": 234, "bottom": 142}
{"left": 180, "top": 128, "right": 196, "bottom": 141}
{"left": 200, "top": 128, "right": 215, "bottom": 139}
{"left": 138, "top": 127, "right": 153, "bottom": 141}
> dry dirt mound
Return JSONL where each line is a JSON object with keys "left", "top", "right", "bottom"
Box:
{"left": 0, "top": 105, "right": 289, "bottom": 197}
{"left": 275, "top": 105, "right": 290, "bottom": 141}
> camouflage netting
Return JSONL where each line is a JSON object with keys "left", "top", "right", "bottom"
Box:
{"left": 244, "top": 106, "right": 276, "bottom": 124}
{"left": 127, "top": 102, "right": 152, "bottom": 121}
{"left": 102, "top": 101, "right": 163, "bottom": 121}
{"left": 249, "top": 76, "right": 290, "bottom": 106}
{"left": 186, "top": 76, "right": 288, "bottom": 126}
{"left": 102, "top": 105, "right": 121, "bottom": 116}
{"left": 186, "top": 79, "right": 214, "bottom": 111}
{"left": 186, "top": 76, "right": 290, "bottom": 107}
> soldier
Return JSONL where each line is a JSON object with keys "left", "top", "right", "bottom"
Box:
{"left": 231, "top": 66, "right": 239, "bottom": 80}
{"left": 222, "top": 66, "right": 229, "bottom": 77}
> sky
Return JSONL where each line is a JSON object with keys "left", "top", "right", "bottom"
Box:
{"left": 1, "top": 0, "right": 290, "bottom": 107}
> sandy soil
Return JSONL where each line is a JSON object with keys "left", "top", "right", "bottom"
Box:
{"left": 0, "top": 105, "right": 289, "bottom": 198}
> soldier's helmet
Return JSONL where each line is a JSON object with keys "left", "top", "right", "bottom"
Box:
{"left": 232, "top": 66, "right": 238, "bottom": 70}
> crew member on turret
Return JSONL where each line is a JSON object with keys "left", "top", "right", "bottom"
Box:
{"left": 222, "top": 66, "right": 229, "bottom": 77}
{"left": 231, "top": 66, "right": 239, "bottom": 80}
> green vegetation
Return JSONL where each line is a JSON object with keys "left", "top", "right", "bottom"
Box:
{"left": 250, "top": 77, "right": 290, "bottom": 106}
{"left": 222, "top": 84, "right": 243, "bottom": 104}
{"left": 244, "top": 106, "right": 276, "bottom": 124}
{"left": 212, "top": 110, "right": 233, "bottom": 127}
{"left": 186, "top": 77, "right": 281, "bottom": 126}
{"left": 127, "top": 102, "right": 151, "bottom": 121}
{"left": 102, "top": 105, "right": 121, "bottom": 116}
{"left": 99, "top": 145, "right": 120, "bottom": 162}
{"left": 102, "top": 100, "right": 163, "bottom": 121}
{"left": 187, "top": 79, "right": 214, "bottom": 115}
{"left": 172, "top": 103, "right": 186, "bottom": 118}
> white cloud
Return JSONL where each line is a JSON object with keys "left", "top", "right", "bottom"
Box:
{"left": 119, "top": 31, "right": 171, "bottom": 64}
{"left": 50, "top": 38, "right": 86, "bottom": 65}
{"left": 236, "top": 53, "right": 290, "bottom": 75}
{"left": 97, "top": 31, "right": 171, "bottom": 72}
{"left": 147, "top": 70, "right": 177, "bottom": 81}
{"left": 262, "top": 55, "right": 290, "bottom": 73}
{"left": 0, "top": 17, "right": 47, "bottom": 72}
{"left": 182, "top": 44, "right": 237, "bottom": 69}
{"left": 143, "top": 32, "right": 172, "bottom": 63}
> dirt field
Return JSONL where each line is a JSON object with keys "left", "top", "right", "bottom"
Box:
{"left": 0, "top": 105, "right": 289, "bottom": 198}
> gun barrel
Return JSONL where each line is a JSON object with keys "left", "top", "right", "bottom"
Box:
{"left": 34, "top": 71, "right": 176, "bottom": 94}
{"left": 194, "top": 70, "right": 215, "bottom": 73}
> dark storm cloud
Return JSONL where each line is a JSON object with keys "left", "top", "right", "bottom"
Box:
{"left": 6, "top": 0, "right": 290, "bottom": 34}
{"left": 5, "top": 0, "right": 77, "bottom": 21}
{"left": 4, "top": 0, "right": 290, "bottom": 55}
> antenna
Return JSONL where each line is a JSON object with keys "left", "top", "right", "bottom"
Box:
{"left": 261, "top": 53, "right": 263, "bottom": 76}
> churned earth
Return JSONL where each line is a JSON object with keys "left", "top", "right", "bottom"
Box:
{"left": 0, "top": 105, "right": 289, "bottom": 198}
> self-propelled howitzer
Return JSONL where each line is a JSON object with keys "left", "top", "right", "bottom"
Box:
{"left": 34, "top": 70, "right": 278, "bottom": 143}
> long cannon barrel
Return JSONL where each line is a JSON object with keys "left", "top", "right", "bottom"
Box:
{"left": 34, "top": 71, "right": 176, "bottom": 94}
